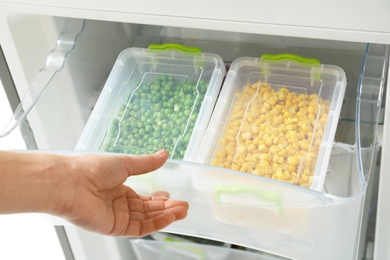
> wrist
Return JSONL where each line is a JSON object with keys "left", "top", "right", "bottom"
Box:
{"left": 0, "top": 151, "right": 75, "bottom": 215}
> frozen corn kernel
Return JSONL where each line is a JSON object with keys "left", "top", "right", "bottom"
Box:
{"left": 231, "top": 164, "right": 240, "bottom": 171}
{"left": 211, "top": 81, "right": 330, "bottom": 188}
{"left": 258, "top": 143, "right": 267, "bottom": 153}
{"left": 242, "top": 132, "right": 252, "bottom": 140}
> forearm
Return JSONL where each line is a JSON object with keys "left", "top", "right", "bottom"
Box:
{"left": 0, "top": 151, "right": 71, "bottom": 215}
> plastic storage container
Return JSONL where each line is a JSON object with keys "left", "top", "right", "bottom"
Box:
{"left": 129, "top": 239, "right": 287, "bottom": 260}
{"left": 75, "top": 44, "right": 225, "bottom": 161}
{"left": 197, "top": 54, "right": 346, "bottom": 191}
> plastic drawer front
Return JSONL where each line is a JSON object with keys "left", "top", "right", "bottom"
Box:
{"left": 125, "top": 152, "right": 361, "bottom": 260}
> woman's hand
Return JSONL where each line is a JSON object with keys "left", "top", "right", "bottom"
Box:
{"left": 0, "top": 150, "right": 189, "bottom": 237}
{"left": 61, "top": 150, "right": 188, "bottom": 237}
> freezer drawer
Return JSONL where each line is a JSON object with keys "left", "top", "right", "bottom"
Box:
{"left": 0, "top": 15, "right": 387, "bottom": 260}
{"left": 129, "top": 237, "right": 286, "bottom": 260}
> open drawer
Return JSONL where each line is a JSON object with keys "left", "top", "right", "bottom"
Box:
{"left": 0, "top": 16, "right": 388, "bottom": 260}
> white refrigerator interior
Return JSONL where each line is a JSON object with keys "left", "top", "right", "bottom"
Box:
{"left": 0, "top": 1, "right": 389, "bottom": 260}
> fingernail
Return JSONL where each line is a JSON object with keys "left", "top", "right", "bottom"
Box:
{"left": 155, "top": 149, "right": 167, "bottom": 157}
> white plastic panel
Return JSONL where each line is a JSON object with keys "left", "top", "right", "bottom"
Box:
{"left": 374, "top": 59, "right": 390, "bottom": 259}
{"left": 1, "top": 1, "right": 390, "bottom": 44}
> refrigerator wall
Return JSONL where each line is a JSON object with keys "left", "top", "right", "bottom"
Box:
{"left": 0, "top": 2, "right": 388, "bottom": 260}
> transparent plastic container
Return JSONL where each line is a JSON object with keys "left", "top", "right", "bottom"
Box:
{"left": 75, "top": 46, "right": 225, "bottom": 161}
{"left": 129, "top": 239, "right": 287, "bottom": 260}
{"left": 196, "top": 55, "right": 347, "bottom": 191}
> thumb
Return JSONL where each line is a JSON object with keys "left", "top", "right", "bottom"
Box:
{"left": 121, "top": 150, "right": 168, "bottom": 177}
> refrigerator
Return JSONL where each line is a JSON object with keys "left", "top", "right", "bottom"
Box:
{"left": 0, "top": 1, "right": 389, "bottom": 259}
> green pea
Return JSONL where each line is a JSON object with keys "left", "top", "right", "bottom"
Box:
{"left": 173, "top": 104, "right": 180, "bottom": 112}
{"left": 171, "top": 128, "right": 180, "bottom": 137}
{"left": 109, "top": 130, "right": 117, "bottom": 138}
{"left": 151, "top": 84, "right": 159, "bottom": 91}
{"left": 109, "top": 146, "right": 120, "bottom": 153}
{"left": 184, "top": 98, "right": 193, "bottom": 107}
{"left": 130, "top": 139, "right": 137, "bottom": 146}
{"left": 145, "top": 125, "right": 153, "bottom": 133}
{"left": 153, "top": 138, "right": 162, "bottom": 146}
{"left": 138, "top": 128, "right": 146, "bottom": 136}
{"left": 199, "top": 83, "right": 208, "bottom": 94}
{"left": 190, "top": 113, "right": 198, "bottom": 122}
{"left": 184, "top": 109, "right": 191, "bottom": 117}
{"left": 184, "top": 134, "right": 191, "bottom": 143}
{"left": 162, "top": 123, "right": 171, "bottom": 131}
{"left": 165, "top": 108, "right": 173, "bottom": 114}
{"left": 175, "top": 117, "right": 185, "bottom": 125}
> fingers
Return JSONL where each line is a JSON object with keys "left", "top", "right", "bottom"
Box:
{"left": 144, "top": 200, "right": 189, "bottom": 213}
{"left": 128, "top": 196, "right": 189, "bottom": 215}
{"left": 125, "top": 194, "right": 189, "bottom": 237}
{"left": 126, "top": 204, "right": 189, "bottom": 237}
{"left": 129, "top": 200, "right": 189, "bottom": 221}
{"left": 122, "top": 150, "right": 168, "bottom": 177}
{"left": 150, "top": 191, "right": 170, "bottom": 201}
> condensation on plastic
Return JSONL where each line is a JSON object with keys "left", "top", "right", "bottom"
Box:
{"left": 0, "top": 19, "right": 86, "bottom": 138}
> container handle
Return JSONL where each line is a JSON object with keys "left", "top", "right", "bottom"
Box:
{"left": 148, "top": 43, "right": 203, "bottom": 54}
{"left": 260, "top": 53, "right": 320, "bottom": 65}
{"left": 148, "top": 43, "right": 204, "bottom": 72}
{"left": 260, "top": 53, "right": 321, "bottom": 85}
{"left": 215, "top": 185, "right": 284, "bottom": 215}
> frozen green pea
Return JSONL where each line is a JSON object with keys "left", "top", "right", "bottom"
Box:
{"left": 106, "top": 73, "right": 204, "bottom": 159}
{"left": 184, "top": 109, "right": 191, "bottom": 117}
{"left": 184, "top": 98, "right": 193, "bottom": 107}
{"left": 138, "top": 128, "right": 146, "bottom": 136}
{"left": 130, "top": 139, "right": 137, "bottom": 146}
{"left": 145, "top": 125, "right": 153, "bottom": 133}
{"left": 162, "top": 123, "right": 171, "bottom": 131}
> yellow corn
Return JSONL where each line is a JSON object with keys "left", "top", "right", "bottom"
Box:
{"left": 211, "top": 81, "right": 330, "bottom": 188}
